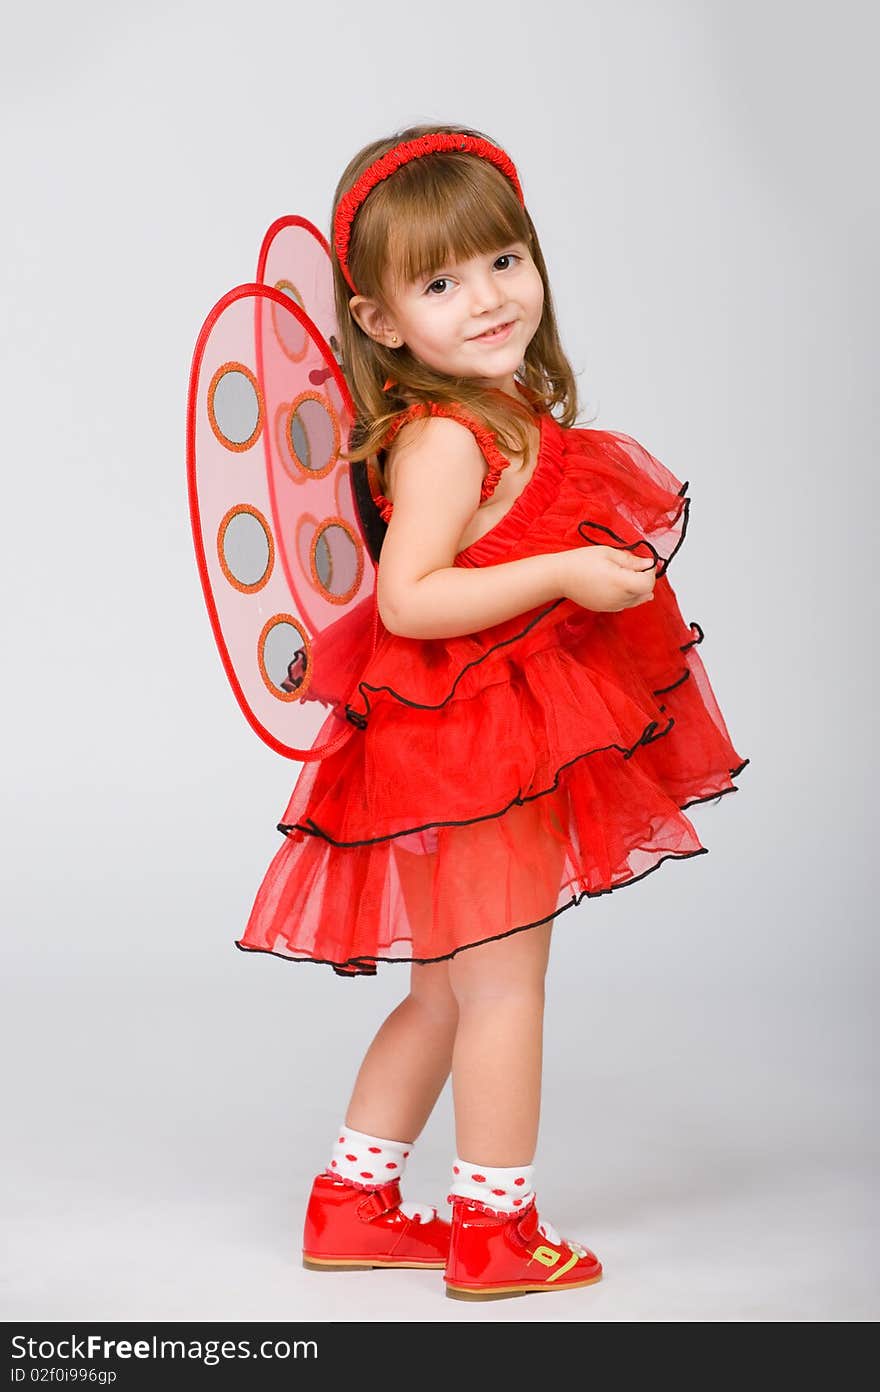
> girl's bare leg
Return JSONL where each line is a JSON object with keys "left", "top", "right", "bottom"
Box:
{"left": 447, "top": 922, "right": 553, "bottom": 1165}
{"left": 343, "top": 793, "right": 561, "bottom": 1151}
{"left": 344, "top": 957, "right": 458, "bottom": 1141}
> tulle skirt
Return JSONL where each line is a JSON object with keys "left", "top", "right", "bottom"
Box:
{"left": 237, "top": 415, "right": 748, "bottom": 974}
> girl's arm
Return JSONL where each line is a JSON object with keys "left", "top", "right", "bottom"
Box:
{"left": 377, "top": 415, "right": 567, "bottom": 641}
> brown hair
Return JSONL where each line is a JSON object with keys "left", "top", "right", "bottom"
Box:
{"left": 329, "top": 121, "right": 592, "bottom": 477}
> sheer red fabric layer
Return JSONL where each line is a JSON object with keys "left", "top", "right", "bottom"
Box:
{"left": 237, "top": 409, "right": 748, "bottom": 973}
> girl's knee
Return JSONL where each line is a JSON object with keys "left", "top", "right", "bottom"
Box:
{"left": 448, "top": 925, "right": 552, "bottom": 1006}
{"left": 408, "top": 959, "right": 459, "bottom": 1022}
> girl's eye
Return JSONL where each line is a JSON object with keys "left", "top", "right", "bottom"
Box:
{"left": 424, "top": 253, "right": 521, "bottom": 296}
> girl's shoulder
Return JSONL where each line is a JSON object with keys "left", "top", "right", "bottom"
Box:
{"left": 370, "top": 397, "right": 527, "bottom": 524}
{"left": 378, "top": 379, "right": 543, "bottom": 456}
{"left": 378, "top": 397, "right": 503, "bottom": 460}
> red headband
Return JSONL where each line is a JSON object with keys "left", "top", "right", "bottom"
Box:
{"left": 333, "top": 132, "right": 525, "bottom": 296}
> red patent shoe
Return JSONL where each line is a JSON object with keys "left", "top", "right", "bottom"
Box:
{"left": 444, "top": 1196, "right": 603, "bottom": 1300}
{"left": 302, "top": 1172, "right": 451, "bottom": 1270}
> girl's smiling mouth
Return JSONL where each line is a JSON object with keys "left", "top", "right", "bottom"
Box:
{"left": 469, "top": 319, "right": 516, "bottom": 344}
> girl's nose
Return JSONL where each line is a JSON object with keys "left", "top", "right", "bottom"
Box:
{"left": 470, "top": 278, "right": 505, "bottom": 314}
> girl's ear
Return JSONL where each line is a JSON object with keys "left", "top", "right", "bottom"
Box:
{"left": 348, "top": 294, "right": 400, "bottom": 348}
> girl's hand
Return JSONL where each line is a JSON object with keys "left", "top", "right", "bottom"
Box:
{"left": 559, "top": 545, "right": 657, "bottom": 612}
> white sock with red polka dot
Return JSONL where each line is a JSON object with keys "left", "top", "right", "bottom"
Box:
{"left": 449, "top": 1158, "right": 537, "bottom": 1213}
{"left": 327, "top": 1124, "right": 412, "bottom": 1187}
{"left": 325, "top": 1124, "right": 437, "bottom": 1223}
{"left": 449, "top": 1159, "right": 564, "bottom": 1244}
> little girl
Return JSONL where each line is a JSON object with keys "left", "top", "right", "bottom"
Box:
{"left": 236, "top": 123, "right": 748, "bottom": 1300}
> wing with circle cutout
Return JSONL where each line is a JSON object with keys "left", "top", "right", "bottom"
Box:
{"left": 256, "top": 215, "right": 344, "bottom": 371}
{"left": 254, "top": 216, "right": 388, "bottom": 568}
{"left": 186, "top": 229, "right": 381, "bottom": 762}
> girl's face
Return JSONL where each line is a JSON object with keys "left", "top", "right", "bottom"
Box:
{"left": 350, "top": 241, "right": 545, "bottom": 395}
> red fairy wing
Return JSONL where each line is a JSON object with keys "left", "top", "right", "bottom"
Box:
{"left": 256, "top": 216, "right": 389, "bottom": 565}
{"left": 256, "top": 216, "right": 343, "bottom": 370}
{"left": 186, "top": 279, "right": 379, "bottom": 762}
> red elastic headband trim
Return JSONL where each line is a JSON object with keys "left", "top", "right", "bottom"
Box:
{"left": 333, "top": 132, "right": 525, "bottom": 295}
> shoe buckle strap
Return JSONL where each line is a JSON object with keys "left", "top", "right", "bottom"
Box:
{"left": 514, "top": 1201, "right": 539, "bottom": 1245}
{"left": 356, "top": 1180, "right": 402, "bottom": 1221}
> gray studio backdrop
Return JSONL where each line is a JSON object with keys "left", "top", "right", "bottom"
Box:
{"left": 2, "top": 0, "right": 876, "bottom": 1323}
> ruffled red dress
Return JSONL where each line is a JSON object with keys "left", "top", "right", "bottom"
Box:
{"left": 236, "top": 391, "right": 748, "bottom": 975}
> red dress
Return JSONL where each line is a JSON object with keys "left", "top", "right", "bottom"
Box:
{"left": 236, "top": 393, "right": 748, "bottom": 975}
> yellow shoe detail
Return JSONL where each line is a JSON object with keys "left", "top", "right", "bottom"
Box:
{"left": 545, "top": 1251, "right": 580, "bottom": 1282}
{"left": 531, "top": 1244, "right": 561, "bottom": 1267}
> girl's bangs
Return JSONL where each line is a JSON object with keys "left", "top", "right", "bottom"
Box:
{"left": 381, "top": 171, "right": 529, "bottom": 294}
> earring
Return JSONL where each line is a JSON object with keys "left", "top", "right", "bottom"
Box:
{"left": 390, "top": 335, "right": 399, "bottom": 345}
